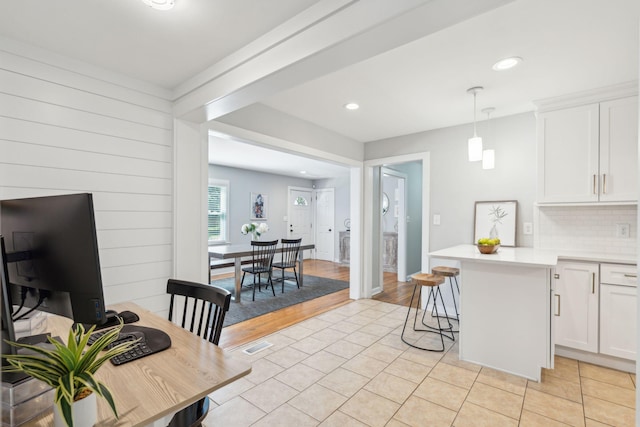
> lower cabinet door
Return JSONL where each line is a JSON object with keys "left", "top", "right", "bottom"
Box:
{"left": 555, "top": 262, "right": 599, "bottom": 352}
{"left": 600, "top": 284, "right": 637, "bottom": 360}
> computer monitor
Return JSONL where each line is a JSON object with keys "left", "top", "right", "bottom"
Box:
{"left": 0, "top": 193, "right": 108, "bottom": 358}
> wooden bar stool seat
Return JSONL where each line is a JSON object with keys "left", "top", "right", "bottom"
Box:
{"left": 431, "top": 266, "right": 461, "bottom": 330}
{"left": 401, "top": 273, "right": 455, "bottom": 352}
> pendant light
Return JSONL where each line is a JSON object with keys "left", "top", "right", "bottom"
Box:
{"left": 467, "top": 87, "right": 483, "bottom": 162}
{"left": 482, "top": 107, "right": 495, "bottom": 170}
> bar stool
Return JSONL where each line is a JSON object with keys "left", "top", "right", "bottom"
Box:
{"left": 401, "top": 273, "right": 455, "bottom": 352}
{"left": 431, "top": 266, "right": 460, "bottom": 331}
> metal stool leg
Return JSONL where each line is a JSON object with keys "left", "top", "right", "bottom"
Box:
{"left": 401, "top": 283, "right": 453, "bottom": 352}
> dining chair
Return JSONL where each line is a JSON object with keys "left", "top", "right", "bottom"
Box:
{"left": 166, "top": 279, "right": 232, "bottom": 427}
{"left": 272, "top": 238, "right": 302, "bottom": 293}
{"left": 241, "top": 240, "right": 278, "bottom": 301}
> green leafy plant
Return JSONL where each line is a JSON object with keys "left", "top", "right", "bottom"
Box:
{"left": 2, "top": 322, "right": 138, "bottom": 427}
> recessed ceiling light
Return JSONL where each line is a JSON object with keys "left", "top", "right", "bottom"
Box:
{"left": 141, "top": 0, "right": 175, "bottom": 10}
{"left": 299, "top": 170, "right": 307, "bottom": 174}
{"left": 344, "top": 103, "right": 360, "bottom": 110}
{"left": 492, "top": 56, "right": 522, "bottom": 71}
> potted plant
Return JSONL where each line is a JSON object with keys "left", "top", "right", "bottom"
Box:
{"left": 2, "top": 322, "right": 138, "bottom": 427}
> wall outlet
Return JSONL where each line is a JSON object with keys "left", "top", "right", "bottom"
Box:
{"left": 523, "top": 222, "right": 533, "bottom": 235}
{"left": 616, "top": 223, "right": 630, "bottom": 238}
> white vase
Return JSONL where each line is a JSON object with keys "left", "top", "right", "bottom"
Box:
{"left": 53, "top": 392, "right": 97, "bottom": 427}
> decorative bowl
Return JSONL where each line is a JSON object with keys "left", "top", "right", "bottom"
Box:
{"left": 477, "top": 244, "right": 500, "bottom": 254}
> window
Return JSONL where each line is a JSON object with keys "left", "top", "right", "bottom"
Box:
{"left": 294, "top": 196, "right": 308, "bottom": 206}
{"left": 208, "top": 180, "right": 229, "bottom": 244}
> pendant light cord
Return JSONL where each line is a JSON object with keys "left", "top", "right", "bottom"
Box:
{"left": 473, "top": 91, "right": 477, "bottom": 137}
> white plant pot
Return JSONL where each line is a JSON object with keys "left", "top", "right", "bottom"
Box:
{"left": 53, "top": 392, "right": 97, "bottom": 427}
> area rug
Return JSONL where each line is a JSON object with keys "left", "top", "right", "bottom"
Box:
{"left": 213, "top": 275, "right": 349, "bottom": 327}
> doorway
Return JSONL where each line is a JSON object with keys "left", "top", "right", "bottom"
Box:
{"left": 363, "top": 152, "right": 430, "bottom": 299}
{"left": 381, "top": 168, "right": 407, "bottom": 283}
{"left": 314, "top": 188, "right": 335, "bottom": 262}
{"left": 288, "top": 187, "right": 313, "bottom": 259}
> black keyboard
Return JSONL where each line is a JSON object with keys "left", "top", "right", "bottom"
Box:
{"left": 109, "top": 332, "right": 154, "bottom": 365}
{"left": 87, "top": 324, "right": 172, "bottom": 366}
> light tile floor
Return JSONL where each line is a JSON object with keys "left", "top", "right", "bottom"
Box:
{"left": 205, "top": 299, "right": 636, "bottom": 427}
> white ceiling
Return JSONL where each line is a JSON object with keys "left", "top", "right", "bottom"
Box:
{"left": 208, "top": 135, "right": 350, "bottom": 179}
{"left": 0, "top": 0, "right": 319, "bottom": 90}
{"left": 1, "top": 0, "right": 638, "bottom": 177}
{"left": 261, "top": 0, "right": 640, "bottom": 142}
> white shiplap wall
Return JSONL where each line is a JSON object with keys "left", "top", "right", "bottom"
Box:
{"left": 0, "top": 41, "right": 174, "bottom": 315}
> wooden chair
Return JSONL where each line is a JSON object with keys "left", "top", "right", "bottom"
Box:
{"left": 166, "top": 279, "right": 232, "bottom": 427}
{"left": 272, "top": 238, "right": 302, "bottom": 293}
{"left": 241, "top": 240, "right": 278, "bottom": 301}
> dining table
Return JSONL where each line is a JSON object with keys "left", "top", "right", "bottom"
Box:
{"left": 208, "top": 243, "right": 315, "bottom": 302}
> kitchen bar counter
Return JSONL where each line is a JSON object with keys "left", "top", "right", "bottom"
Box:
{"left": 429, "top": 244, "right": 556, "bottom": 381}
{"left": 430, "top": 244, "right": 557, "bottom": 267}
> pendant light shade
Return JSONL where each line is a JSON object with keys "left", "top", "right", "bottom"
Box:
{"left": 467, "top": 87, "right": 483, "bottom": 162}
{"left": 468, "top": 137, "right": 483, "bottom": 162}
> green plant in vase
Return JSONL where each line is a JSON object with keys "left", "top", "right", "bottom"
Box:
{"left": 2, "top": 322, "right": 139, "bottom": 427}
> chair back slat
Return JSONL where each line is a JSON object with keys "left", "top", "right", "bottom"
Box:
{"left": 166, "top": 279, "right": 232, "bottom": 345}
{"left": 251, "top": 240, "right": 278, "bottom": 271}
{"left": 279, "top": 238, "right": 302, "bottom": 267}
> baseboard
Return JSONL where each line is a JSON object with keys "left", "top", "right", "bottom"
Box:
{"left": 555, "top": 345, "right": 636, "bottom": 373}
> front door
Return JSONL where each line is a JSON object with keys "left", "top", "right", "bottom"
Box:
{"left": 288, "top": 188, "right": 313, "bottom": 258}
{"left": 315, "top": 188, "right": 335, "bottom": 261}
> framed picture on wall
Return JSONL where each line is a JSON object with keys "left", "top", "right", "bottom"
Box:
{"left": 250, "top": 192, "right": 267, "bottom": 220}
{"left": 473, "top": 200, "right": 517, "bottom": 246}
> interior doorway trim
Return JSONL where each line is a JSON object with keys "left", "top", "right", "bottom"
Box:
{"left": 363, "top": 152, "right": 430, "bottom": 299}
{"left": 204, "top": 121, "right": 364, "bottom": 299}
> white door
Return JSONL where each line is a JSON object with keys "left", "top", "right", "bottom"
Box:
{"left": 554, "top": 262, "right": 599, "bottom": 352}
{"left": 315, "top": 188, "right": 335, "bottom": 261}
{"left": 600, "top": 284, "right": 637, "bottom": 360}
{"left": 288, "top": 188, "right": 313, "bottom": 257}
{"left": 599, "top": 96, "right": 638, "bottom": 202}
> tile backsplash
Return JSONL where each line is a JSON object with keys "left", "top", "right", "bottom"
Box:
{"left": 536, "top": 205, "right": 637, "bottom": 256}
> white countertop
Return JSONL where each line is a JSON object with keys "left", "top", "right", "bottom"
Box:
{"left": 429, "top": 245, "right": 558, "bottom": 268}
{"left": 430, "top": 245, "right": 637, "bottom": 267}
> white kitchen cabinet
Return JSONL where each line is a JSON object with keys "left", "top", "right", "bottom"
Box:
{"left": 537, "top": 95, "right": 638, "bottom": 203}
{"left": 554, "top": 262, "right": 599, "bottom": 352}
{"left": 600, "top": 263, "right": 637, "bottom": 360}
{"left": 599, "top": 97, "right": 639, "bottom": 202}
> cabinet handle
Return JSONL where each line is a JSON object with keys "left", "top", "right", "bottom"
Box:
{"left": 593, "top": 174, "right": 597, "bottom": 194}
{"left": 555, "top": 294, "right": 560, "bottom": 316}
{"left": 624, "top": 274, "right": 637, "bottom": 278}
{"left": 592, "top": 272, "right": 596, "bottom": 294}
{"left": 602, "top": 174, "right": 607, "bottom": 194}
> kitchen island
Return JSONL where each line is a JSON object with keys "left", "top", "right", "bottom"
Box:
{"left": 429, "top": 244, "right": 558, "bottom": 381}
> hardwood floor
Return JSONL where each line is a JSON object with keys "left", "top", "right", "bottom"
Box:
{"left": 218, "top": 259, "right": 411, "bottom": 349}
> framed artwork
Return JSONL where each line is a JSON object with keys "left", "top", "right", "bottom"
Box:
{"left": 473, "top": 200, "right": 517, "bottom": 246}
{"left": 250, "top": 192, "right": 267, "bottom": 220}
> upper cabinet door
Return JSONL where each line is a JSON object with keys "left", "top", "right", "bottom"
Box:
{"left": 599, "top": 96, "right": 638, "bottom": 202}
{"left": 537, "top": 104, "right": 600, "bottom": 203}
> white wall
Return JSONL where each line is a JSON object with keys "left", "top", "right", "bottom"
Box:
{"left": 0, "top": 40, "right": 174, "bottom": 315}
{"left": 365, "top": 112, "right": 537, "bottom": 251}
{"left": 216, "top": 104, "right": 365, "bottom": 162}
{"left": 208, "top": 165, "right": 314, "bottom": 245}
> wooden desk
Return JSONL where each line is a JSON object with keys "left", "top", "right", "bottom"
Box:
{"left": 22, "top": 301, "right": 251, "bottom": 427}
{"left": 209, "top": 243, "right": 315, "bottom": 303}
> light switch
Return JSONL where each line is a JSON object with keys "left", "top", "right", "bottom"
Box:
{"left": 523, "top": 222, "right": 533, "bottom": 235}
{"left": 433, "top": 214, "right": 441, "bottom": 225}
